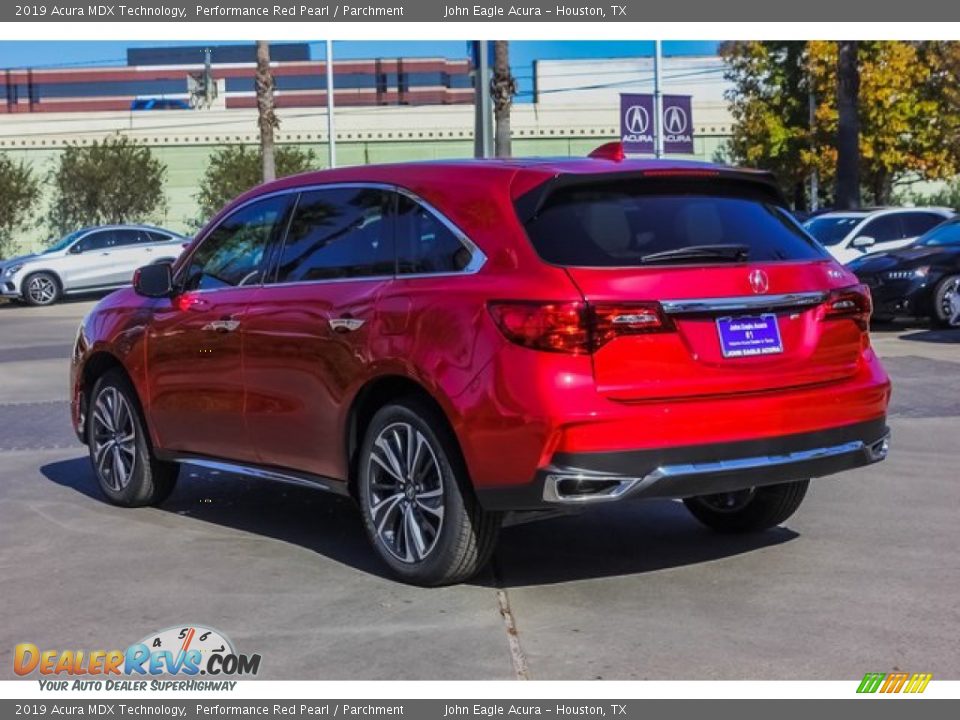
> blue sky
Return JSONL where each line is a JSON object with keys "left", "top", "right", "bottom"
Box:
{"left": 0, "top": 40, "right": 720, "bottom": 102}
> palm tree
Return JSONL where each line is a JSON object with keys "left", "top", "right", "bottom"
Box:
{"left": 255, "top": 41, "right": 278, "bottom": 183}
{"left": 836, "top": 41, "right": 860, "bottom": 209}
{"left": 491, "top": 41, "right": 517, "bottom": 158}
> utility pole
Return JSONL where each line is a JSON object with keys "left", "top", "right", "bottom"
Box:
{"left": 326, "top": 39, "right": 336, "bottom": 168}
{"left": 473, "top": 41, "right": 493, "bottom": 158}
{"left": 653, "top": 40, "right": 664, "bottom": 159}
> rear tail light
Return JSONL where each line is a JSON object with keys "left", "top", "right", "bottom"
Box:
{"left": 822, "top": 284, "right": 872, "bottom": 330}
{"left": 487, "top": 301, "right": 672, "bottom": 354}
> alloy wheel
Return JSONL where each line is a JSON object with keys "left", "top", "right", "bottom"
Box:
{"left": 27, "top": 276, "right": 57, "bottom": 305}
{"left": 941, "top": 278, "right": 960, "bottom": 327}
{"left": 366, "top": 422, "right": 445, "bottom": 563}
{"left": 91, "top": 387, "right": 138, "bottom": 491}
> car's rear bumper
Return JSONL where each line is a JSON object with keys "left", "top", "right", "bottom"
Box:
{"left": 476, "top": 418, "right": 889, "bottom": 510}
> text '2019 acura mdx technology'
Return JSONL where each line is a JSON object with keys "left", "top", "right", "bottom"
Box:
{"left": 70, "top": 146, "right": 892, "bottom": 585}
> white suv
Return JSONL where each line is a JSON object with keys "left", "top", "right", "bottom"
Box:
{"left": 803, "top": 207, "right": 954, "bottom": 265}
{"left": 0, "top": 225, "right": 187, "bottom": 306}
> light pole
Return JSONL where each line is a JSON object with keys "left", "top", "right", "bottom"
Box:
{"left": 326, "top": 39, "right": 336, "bottom": 168}
{"left": 653, "top": 40, "right": 664, "bottom": 159}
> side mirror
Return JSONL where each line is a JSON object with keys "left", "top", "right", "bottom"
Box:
{"left": 133, "top": 263, "right": 174, "bottom": 298}
{"left": 68, "top": 244, "right": 83, "bottom": 255}
{"left": 852, "top": 235, "right": 876, "bottom": 250}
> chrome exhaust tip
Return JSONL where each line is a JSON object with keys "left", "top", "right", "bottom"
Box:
{"left": 543, "top": 472, "right": 640, "bottom": 503}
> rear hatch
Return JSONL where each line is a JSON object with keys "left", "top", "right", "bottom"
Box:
{"left": 518, "top": 173, "right": 870, "bottom": 401}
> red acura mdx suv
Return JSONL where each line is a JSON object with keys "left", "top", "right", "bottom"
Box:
{"left": 70, "top": 148, "right": 891, "bottom": 585}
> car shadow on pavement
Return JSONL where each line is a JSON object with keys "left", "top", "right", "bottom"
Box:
{"left": 897, "top": 328, "right": 960, "bottom": 343}
{"left": 41, "top": 456, "right": 799, "bottom": 587}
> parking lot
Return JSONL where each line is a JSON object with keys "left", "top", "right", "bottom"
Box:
{"left": 1, "top": 297, "right": 958, "bottom": 681}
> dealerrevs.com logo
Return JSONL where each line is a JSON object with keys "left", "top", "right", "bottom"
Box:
{"left": 14, "top": 625, "right": 260, "bottom": 690}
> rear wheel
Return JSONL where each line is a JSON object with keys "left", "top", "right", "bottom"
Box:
{"left": 682, "top": 480, "right": 809, "bottom": 533}
{"left": 932, "top": 274, "right": 960, "bottom": 328}
{"left": 357, "top": 399, "right": 501, "bottom": 586}
{"left": 87, "top": 369, "right": 179, "bottom": 507}
{"left": 23, "top": 272, "right": 61, "bottom": 307}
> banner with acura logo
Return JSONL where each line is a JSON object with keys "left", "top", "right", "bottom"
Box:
{"left": 620, "top": 93, "right": 694, "bottom": 155}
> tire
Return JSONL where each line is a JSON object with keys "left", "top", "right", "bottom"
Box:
{"left": 931, "top": 274, "right": 960, "bottom": 328}
{"left": 682, "top": 480, "right": 809, "bottom": 534}
{"left": 86, "top": 369, "right": 179, "bottom": 507}
{"left": 357, "top": 398, "right": 501, "bottom": 586}
{"left": 22, "top": 272, "right": 61, "bottom": 307}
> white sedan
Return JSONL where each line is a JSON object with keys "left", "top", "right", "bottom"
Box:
{"left": 0, "top": 225, "right": 188, "bottom": 306}
{"left": 803, "top": 207, "right": 954, "bottom": 265}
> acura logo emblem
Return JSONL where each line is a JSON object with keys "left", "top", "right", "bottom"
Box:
{"left": 625, "top": 105, "right": 650, "bottom": 134}
{"left": 663, "top": 106, "right": 688, "bottom": 135}
{"left": 748, "top": 269, "right": 769, "bottom": 294}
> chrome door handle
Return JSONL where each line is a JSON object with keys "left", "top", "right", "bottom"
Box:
{"left": 328, "top": 317, "right": 365, "bottom": 333}
{"left": 202, "top": 319, "right": 241, "bottom": 333}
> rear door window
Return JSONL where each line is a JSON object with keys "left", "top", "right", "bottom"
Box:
{"left": 520, "top": 180, "right": 826, "bottom": 266}
{"left": 901, "top": 212, "right": 946, "bottom": 238}
{"left": 273, "top": 187, "right": 393, "bottom": 283}
{"left": 858, "top": 215, "right": 904, "bottom": 244}
{"left": 395, "top": 194, "right": 473, "bottom": 274}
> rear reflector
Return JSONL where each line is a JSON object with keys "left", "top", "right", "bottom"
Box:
{"left": 488, "top": 301, "right": 672, "bottom": 354}
{"left": 821, "top": 284, "right": 872, "bottom": 330}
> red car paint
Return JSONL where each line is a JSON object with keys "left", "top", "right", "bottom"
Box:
{"left": 70, "top": 156, "right": 891, "bottom": 508}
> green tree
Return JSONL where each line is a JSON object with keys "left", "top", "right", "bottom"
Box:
{"left": 194, "top": 144, "right": 317, "bottom": 223}
{"left": 721, "top": 41, "right": 960, "bottom": 208}
{"left": 0, "top": 155, "right": 40, "bottom": 259}
{"left": 718, "top": 41, "right": 812, "bottom": 207}
{"left": 48, "top": 134, "right": 167, "bottom": 236}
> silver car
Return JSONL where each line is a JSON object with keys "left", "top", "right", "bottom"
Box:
{"left": 0, "top": 225, "right": 188, "bottom": 306}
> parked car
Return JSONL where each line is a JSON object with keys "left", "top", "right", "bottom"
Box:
{"left": 70, "top": 149, "right": 891, "bottom": 585}
{"left": 803, "top": 207, "right": 953, "bottom": 265}
{"left": 1, "top": 225, "right": 188, "bottom": 306}
{"left": 848, "top": 216, "right": 960, "bottom": 327}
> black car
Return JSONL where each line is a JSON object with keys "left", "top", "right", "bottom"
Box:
{"left": 848, "top": 216, "right": 960, "bottom": 327}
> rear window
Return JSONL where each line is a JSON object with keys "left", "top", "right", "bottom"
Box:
{"left": 521, "top": 180, "right": 827, "bottom": 266}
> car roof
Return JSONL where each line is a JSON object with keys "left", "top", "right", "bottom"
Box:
{"left": 76, "top": 224, "right": 184, "bottom": 235}
{"left": 812, "top": 207, "right": 954, "bottom": 220}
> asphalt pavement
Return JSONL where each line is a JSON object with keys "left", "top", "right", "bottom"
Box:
{"left": 1, "top": 296, "right": 957, "bottom": 680}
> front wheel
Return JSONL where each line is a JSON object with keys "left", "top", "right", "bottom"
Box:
{"left": 87, "top": 369, "right": 179, "bottom": 507}
{"left": 357, "top": 399, "right": 501, "bottom": 586}
{"left": 682, "top": 480, "right": 809, "bottom": 533}
{"left": 23, "top": 272, "right": 61, "bottom": 306}
{"left": 932, "top": 274, "right": 960, "bottom": 328}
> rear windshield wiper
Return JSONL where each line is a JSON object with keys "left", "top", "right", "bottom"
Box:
{"left": 640, "top": 244, "right": 750, "bottom": 264}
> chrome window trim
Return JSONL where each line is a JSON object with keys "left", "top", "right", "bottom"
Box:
{"left": 660, "top": 291, "right": 826, "bottom": 315}
{"left": 176, "top": 181, "right": 486, "bottom": 295}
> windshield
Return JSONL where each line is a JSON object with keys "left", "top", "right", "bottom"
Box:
{"left": 802, "top": 216, "right": 863, "bottom": 246}
{"left": 918, "top": 221, "right": 960, "bottom": 246}
{"left": 43, "top": 229, "right": 87, "bottom": 254}
{"left": 521, "top": 180, "right": 826, "bottom": 267}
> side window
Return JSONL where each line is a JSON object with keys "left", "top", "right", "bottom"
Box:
{"left": 902, "top": 213, "right": 945, "bottom": 238}
{"left": 144, "top": 231, "right": 171, "bottom": 243}
{"left": 181, "top": 196, "right": 288, "bottom": 291}
{"left": 395, "top": 194, "right": 473, "bottom": 274}
{"left": 859, "top": 215, "right": 904, "bottom": 244}
{"left": 76, "top": 231, "right": 116, "bottom": 253}
{"left": 274, "top": 187, "right": 392, "bottom": 283}
{"left": 113, "top": 229, "right": 143, "bottom": 247}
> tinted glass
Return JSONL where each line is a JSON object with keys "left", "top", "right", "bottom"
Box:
{"left": 919, "top": 220, "right": 960, "bottom": 246}
{"left": 396, "top": 195, "right": 472, "bottom": 274}
{"left": 901, "top": 213, "right": 946, "bottom": 238}
{"left": 803, "top": 216, "right": 862, "bottom": 246}
{"left": 113, "top": 229, "right": 143, "bottom": 247}
{"left": 77, "top": 231, "right": 117, "bottom": 252}
{"left": 182, "top": 196, "right": 288, "bottom": 291}
{"left": 859, "top": 215, "right": 903, "bottom": 243}
{"left": 523, "top": 182, "right": 825, "bottom": 266}
{"left": 274, "top": 187, "right": 392, "bottom": 282}
{"left": 145, "top": 230, "right": 173, "bottom": 243}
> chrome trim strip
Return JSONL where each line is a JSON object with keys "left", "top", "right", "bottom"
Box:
{"left": 168, "top": 456, "right": 346, "bottom": 495}
{"left": 542, "top": 435, "right": 886, "bottom": 505}
{"left": 660, "top": 291, "right": 826, "bottom": 315}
